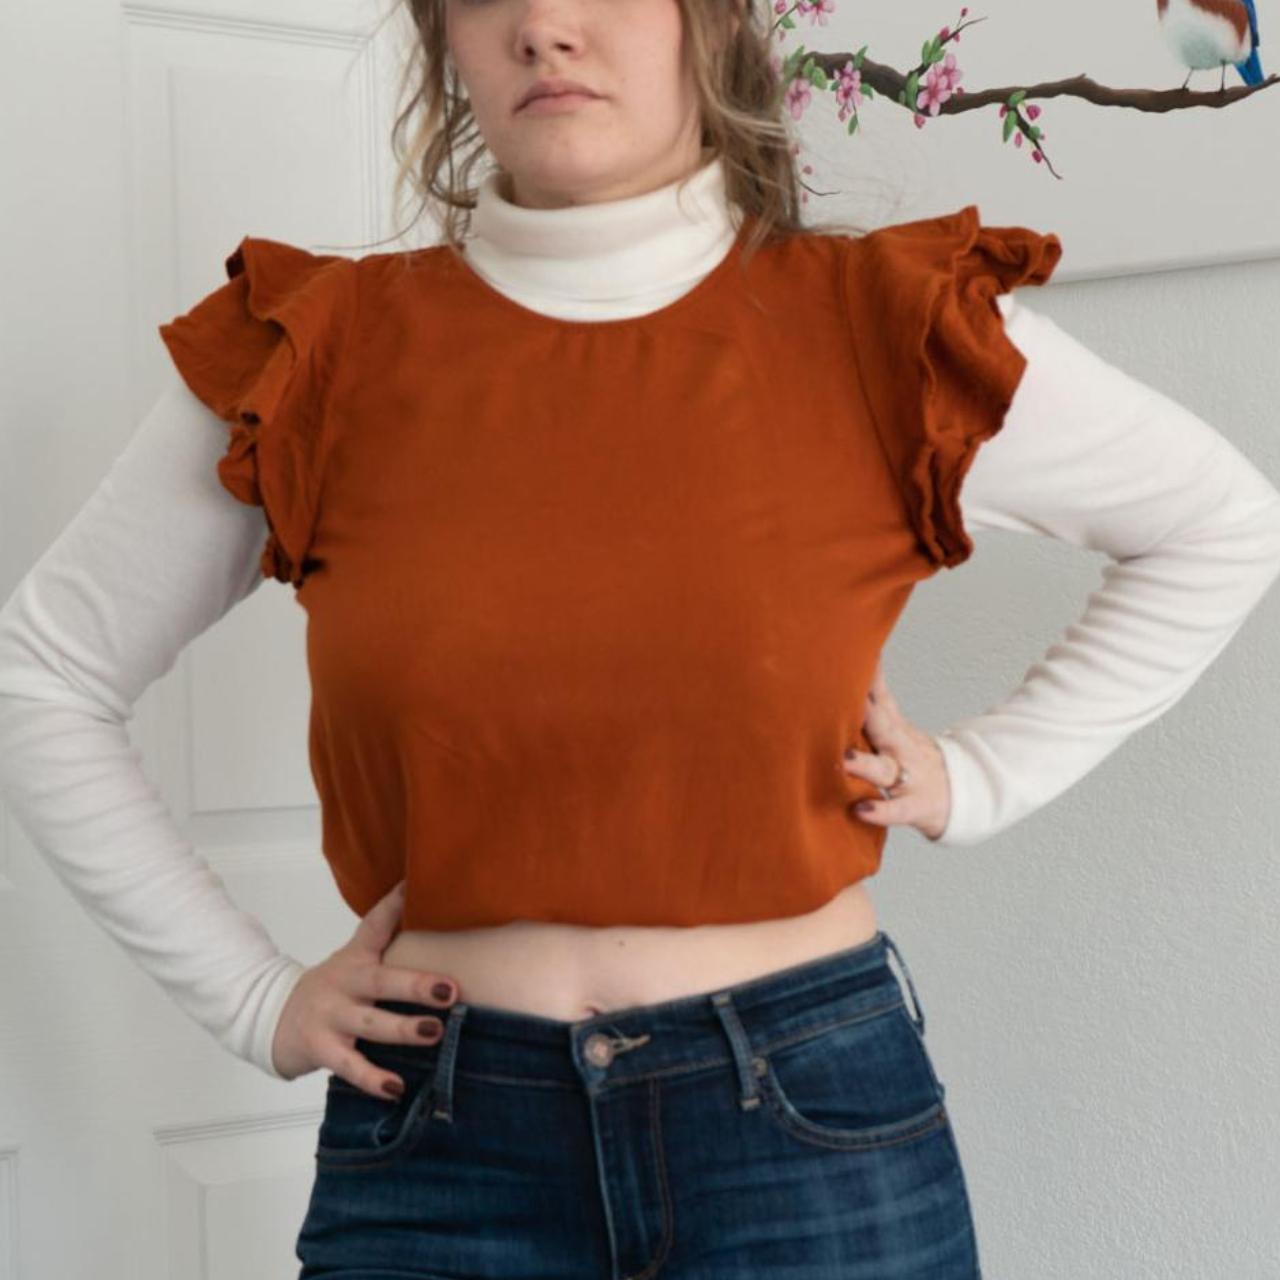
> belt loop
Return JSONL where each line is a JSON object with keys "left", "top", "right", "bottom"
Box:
{"left": 710, "top": 991, "right": 763, "bottom": 1111}
{"left": 883, "top": 934, "right": 926, "bottom": 1037}
{"left": 428, "top": 1001, "right": 469, "bottom": 1124}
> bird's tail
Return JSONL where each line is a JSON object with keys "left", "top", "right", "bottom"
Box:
{"left": 1235, "top": 50, "right": 1264, "bottom": 86}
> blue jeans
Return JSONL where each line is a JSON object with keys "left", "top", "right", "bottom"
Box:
{"left": 295, "top": 928, "right": 983, "bottom": 1278}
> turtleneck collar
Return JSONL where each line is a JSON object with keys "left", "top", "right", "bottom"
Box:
{"left": 460, "top": 149, "right": 739, "bottom": 322}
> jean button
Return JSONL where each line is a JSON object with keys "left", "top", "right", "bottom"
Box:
{"left": 584, "top": 1033, "right": 615, "bottom": 1067}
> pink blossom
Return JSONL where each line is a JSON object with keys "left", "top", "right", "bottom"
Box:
{"left": 935, "top": 52, "right": 963, "bottom": 94}
{"left": 917, "top": 54, "right": 963, "bottom": 116}
{"left": 795, "top": 0, "right": 836, "bottom": 25}
{"left": 834, "top": 60, "right": 864, "bottom": 123}
{"left": 786, "top": 76, "right": 813, "bottom": 120}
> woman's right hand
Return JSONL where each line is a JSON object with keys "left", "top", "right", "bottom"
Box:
{"left": 269, "top": 878, "right": 460, "bottom": 1098}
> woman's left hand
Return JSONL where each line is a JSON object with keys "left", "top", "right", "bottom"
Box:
{"left": 843, "top": 660, "right": 951, "bottom": 842}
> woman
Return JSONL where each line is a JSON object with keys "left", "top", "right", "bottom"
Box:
{"left": 3, "top": 1, "right": 1279, "bottom": 1275}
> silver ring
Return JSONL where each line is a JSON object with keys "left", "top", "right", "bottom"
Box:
{"left": 882, "top": 761, "right": 910, "bottom": 797}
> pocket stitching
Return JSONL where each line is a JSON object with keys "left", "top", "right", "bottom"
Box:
{"left": 756, "top": 1058, "right": 949, "bottom": 1151}
{"left": 752, "top": 1005, "right": 949, "bottom": 1152}
{"left": 315, "top": 1073, "right": 435, "bottom": 1169}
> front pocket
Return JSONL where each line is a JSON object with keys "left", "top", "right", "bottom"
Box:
{"left": 314, "top": 1057, "right": 438, "bottom": 1170}
{"left": 752, "top": 999, "right": 949, "bottom": 1151}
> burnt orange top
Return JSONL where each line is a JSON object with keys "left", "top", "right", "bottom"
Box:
{"left": 158, "top": 206, "right": 1062, "bottom": 930}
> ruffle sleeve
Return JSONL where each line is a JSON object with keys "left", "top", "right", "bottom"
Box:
{"left": 157, "top": 236, "right": 358, "bottom": 586}
{"left": 843, "top": 204, "right": 1063, "bottom": 568}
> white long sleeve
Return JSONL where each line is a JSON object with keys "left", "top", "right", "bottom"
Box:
{"left": 0, "top": 371, "right": 307, "bottom": 1078}
{"left": 931, "top": 292, "right": 1280, "bottom": 845}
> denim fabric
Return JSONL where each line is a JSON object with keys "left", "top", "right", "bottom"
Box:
{"left": 295, "top": 928, "right": 982, "bottom": 1279}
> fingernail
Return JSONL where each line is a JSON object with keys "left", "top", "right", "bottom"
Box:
{"left": 418, "top": 1018, "right": 442, "bottom": 1038}
{"left": 431, "top": 981, "right": 455, "bottom": 1003}
{"left": 854, "top": 801, "right": 873, "bottom": 813}
{"left": 383, "top": 1077, "right": 404, "bottom": 1099}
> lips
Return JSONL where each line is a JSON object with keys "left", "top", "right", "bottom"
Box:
{"left": 520, "top": 92, "right": 597, "bottom": 112}
{"left": 517, "top": 80, "right": 601, "bottom": 110}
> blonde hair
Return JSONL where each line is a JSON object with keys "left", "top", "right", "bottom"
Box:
{"left": 361, "top": 0, "right": 872, "bottom": 267}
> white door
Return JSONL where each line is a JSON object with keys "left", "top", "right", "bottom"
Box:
{"left": 1, "top": 3, "right": 408, "bottom": 1276}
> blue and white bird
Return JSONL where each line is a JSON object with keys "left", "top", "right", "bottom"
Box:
{"left": 1157, "top": 0, "right": 1265, "bottom": 89}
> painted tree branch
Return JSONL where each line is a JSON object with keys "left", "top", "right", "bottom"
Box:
{"left": 782, "top": 9, "right": 1278, "bottom": 183}
{"left": 814, "top": 55, "right": 1280, "bottom": 115}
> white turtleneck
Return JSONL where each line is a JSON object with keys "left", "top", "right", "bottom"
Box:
{"left": 1, "top": 153, "right": 1278, "bottom": 1079}
{"left": 463, "top": 149, "right": 741, "bottom": 320}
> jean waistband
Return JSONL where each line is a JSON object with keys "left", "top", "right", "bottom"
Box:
{"left": 361, "top": 927, "right": 927, "bottom": 1103}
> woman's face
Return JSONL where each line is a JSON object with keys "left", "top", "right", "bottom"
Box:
{"left": 444, "top": 0, "right": 707, "bottom": 209}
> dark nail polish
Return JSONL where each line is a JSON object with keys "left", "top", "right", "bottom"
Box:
{"left": 383, "top": 1077, "right": 404, "bottom": 1099}
{"left": 432, "top": 981, "right": 455, "bottom": 1003}
{"left": 418, "top": 1017, "right": 442, "bottom": 1038}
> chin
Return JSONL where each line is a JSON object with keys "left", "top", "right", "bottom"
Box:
{"left": 503, "top": 159, "right": 633, "bottom": 207}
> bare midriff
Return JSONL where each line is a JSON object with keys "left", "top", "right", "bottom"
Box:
{"left": 381, "top": 880, "right": 880, "bottom": 1022}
